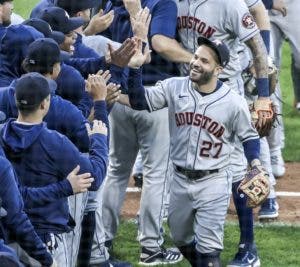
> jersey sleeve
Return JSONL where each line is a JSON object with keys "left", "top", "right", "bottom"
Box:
{"left": 245, "top": 0, "right": 262, "bottom": 8}
{"left": 226, "top": 0, "right": 259, "bottom": 42}
{"left": 149, "top": 0, "right": 177, "bottom": 38}
{"left": 55, "top": 133, "right": 108, "bottom": 191}
{"left": 145, "top": 79, "right": 171, "bottom": 112}
{"left": 232, "top": 96, "right": 259, "bottom": 143}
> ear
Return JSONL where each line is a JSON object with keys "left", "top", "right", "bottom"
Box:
{"left": 40, "top": 96, "right": 50, "bottom": 110}
{"left": 215, "top": 65, "right": 223, "bottom": 76}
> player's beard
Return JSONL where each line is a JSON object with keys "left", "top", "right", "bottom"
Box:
{"left": 189, "top": 67, "right": 215, "bottom": 86}
{"left": 2, "top": 19, "right": 11, "bottom": 27}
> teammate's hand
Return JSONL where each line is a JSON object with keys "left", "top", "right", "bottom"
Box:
{"left": 272, "top": 0, "right": 287, "bottom": 16}
{"left": 108, "top": 38, "right": 137, "bottom": 67}
{"left": 84, "top": 9, "right": 114, "bottom": 36}
{"left": 128, "top": 38, "right": 152, "bottom": 68}
{"left": 106, "top": 83, "right": 121, "bottom": 106}
{"left": 86, "top": 71, "right": 109, "bottom": 101}
{"left": 131, "top": 7, "right": 151, "bottom": 42}
{"left": 86, "top": 120, "right": 108, "bottom": 136}
{"left": 67, "top": 165, "right": 94, "bottom": 194}
{"left": 123, "top": 0, "right": 142, "bottom": 18}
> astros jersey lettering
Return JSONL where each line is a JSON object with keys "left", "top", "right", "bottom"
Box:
{"left": 176, "top": 0, "right": 259, "bottom": 78}
{"left": 145, "top": 77, "right": 259, "bottom": 170}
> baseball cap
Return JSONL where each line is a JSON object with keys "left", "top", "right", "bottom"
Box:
{"left": 15, "top": 73, "right": 51, "bottom": 109}
{"left": 197, "top": 37, "right": 230, "bottom": 67}
{"left": 39, "top": 7, "right": 85, "bottom": 34}
{"left": 22, "top": 18, "right": 65, "bottom": 45}
{"left": 57, "top": 0, "right": 98, "bottom": 15}
{"left": 25, "top": 38, "right": 67, "bottom": 69}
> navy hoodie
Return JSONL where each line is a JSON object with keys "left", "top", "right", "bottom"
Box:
{"left": 0, "top": 119, "right": 108, "bottom": 235}
{"left": 0, "top": 155, "right": 53, "bottom": 266}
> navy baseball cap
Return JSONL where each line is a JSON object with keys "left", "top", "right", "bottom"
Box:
{"left": 15, "top": 72, "right": 51, "bottom": 109}
{"left": 39, "top": 7, "right": 85, "bottom": 34}
{"left": 57, "top": 0, "right": 98, "bottom": 15}
{"left": 197, "top": 37, "right": 230, "bottom": 67}
{"left": 25, "top": 38, "right": 68, "bottom": 68}
{"left": 22, "top": 18, "right": 65, "bottom": 45}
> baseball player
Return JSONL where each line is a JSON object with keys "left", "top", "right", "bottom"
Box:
{"left": 175, "top": 1, "right": 273, "bottom": 266}
{"left": 119, "top": 37, "right": 262, "bottom": 267}
{"left": 0, "top": 72, "right": 109, "bottom": 267}
{"left": 265, "top": 0, "right": 292, "bottom": 178}
{"left": 239, "top": 1, "right": 280, "bottom": 222}
{"left": 100, "top": 0, "right": 192, "bottom": 264}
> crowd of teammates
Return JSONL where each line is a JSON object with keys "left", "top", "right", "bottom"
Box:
{"left": 0, "top": 0, "right": 293, "bottom": 266}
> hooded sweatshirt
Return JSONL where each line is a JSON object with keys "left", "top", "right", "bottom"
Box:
{"left": 1, "top": 119, "right": 108, "bottom": 235}
{"left": 0, "top": 155, "right": 53, "bottom": 266}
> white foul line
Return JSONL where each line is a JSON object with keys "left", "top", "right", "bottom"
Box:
{"left": 276, "top": 191, "right": 300, "bottom": 197}
{"left": 126, "top": 187, "right": 300, "bottom": 197}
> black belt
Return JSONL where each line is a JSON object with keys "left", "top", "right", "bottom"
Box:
{"left": 174, "top": 165, "right": 219, "bottom": 180}
{"left": 219, "top": 78, "right": 229, "bottom": 82}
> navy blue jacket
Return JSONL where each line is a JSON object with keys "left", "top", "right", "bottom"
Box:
{"left": 0, "top": 80, "right": 108, "bottom": 152}
{"left": 0, "top": 155, "right": 53, "bottom": 266}
{"left": 1, "top": 119, "right": 108, "bottom": 235}
{"left": 104, "top": 0, "right": 179, "bottom": 85}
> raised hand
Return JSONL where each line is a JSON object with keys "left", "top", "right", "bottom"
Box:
{"left": 131, "top": 7, "right": 151, "bottom": 42}
{"left": 108, "top": 38, "right": 137, "bottom": 67}
{"left": 84, "top": 9, "right": 114, "bottom": 36}
{"left": 86, "top": 71, "right": 109, "bottom": 101}
{"left": 106, "top": 83, "right": 121, "bottom": 106}
{"left": 128, "top": 38, "right": 152, "bottom": 68}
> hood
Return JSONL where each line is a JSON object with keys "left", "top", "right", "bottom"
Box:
{"left": 1, "top": 119, "right": 44, "bottom": 155}
{"left": 0, "top": 25, "right": 44, "bottom": 84}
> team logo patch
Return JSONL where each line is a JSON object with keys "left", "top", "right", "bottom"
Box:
{"left": 242, "top": 13, "right": 255, "bottom": 29}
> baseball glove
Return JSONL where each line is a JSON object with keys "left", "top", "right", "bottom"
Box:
{"left": 249, "top": 98, "right": 277, "bottom": 137}
{"left": 238, "top": 165, "right": 270, "bottom": 208}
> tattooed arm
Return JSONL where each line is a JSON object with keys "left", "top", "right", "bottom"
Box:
{"left": 245, "top": 33, "right": 269, "bottom": 81}
{"left": 245, "top": 33, "right": 272, "bottom": 130}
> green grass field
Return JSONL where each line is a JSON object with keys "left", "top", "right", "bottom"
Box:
{"left": 13, "top": 1, "right": 300, "bottom": 266}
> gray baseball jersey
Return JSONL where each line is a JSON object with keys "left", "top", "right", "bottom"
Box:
{"left": 145, "top": 77, "right": 259, "bottom": 170}
{"left": 176, "top": 0, "right": 259, "bottom": 78}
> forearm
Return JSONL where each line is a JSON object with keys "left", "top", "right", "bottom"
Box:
{"left": 20, "top": 180, "right": 73, "bottom": 208}
{"left": 242, "top": 138, "right": 260, "bottom": 164}
{"left": 151, "top": 35, "right": 193, "bottom": 63}
{"left": 249, "top": 2, "right": 271, "bottom": 53}
{"left": 245, "top": 34, "right": 269, "bottom": 97}
{"left": 127, "top": 68, "right": 149, "bottom": 110}
{"left": 87, "top": 134, "right": 109, "bottom": 190}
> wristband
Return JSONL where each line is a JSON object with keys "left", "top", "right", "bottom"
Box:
{"left": 256, "top": 77, "right": 269, "bottom": 97}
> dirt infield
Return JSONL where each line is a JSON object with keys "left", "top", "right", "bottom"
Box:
{"left": 121, "top": 162, "right": 300, "bottom": 223}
